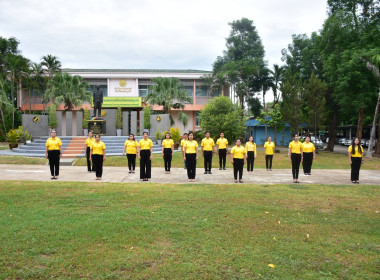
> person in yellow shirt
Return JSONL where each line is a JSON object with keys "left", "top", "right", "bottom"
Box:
{"left": 181, "top": 133, "right": 188, "bottom": 169}
{"left": 138, "top": 132, "right": 153, "bottom": 181}
{"left": 162, "top": 133, "right": 174, "bottom": 173}
{"left": 84, "top": 130, "right": 95, "bottom": 172}
{"left": 216, "top": 132, "right": 228, "bottom": 170}
{"left": 90, "top": 134, "right": 106, "bottom": 180}
{"left": 348, "top": 138, "right": 364, "bottom": 184}
{"left": 230, "top": 139, "right": 247, "bottom": 183}
{"left": 183, "top": 132, "right": 198, "bottom": 182}
{"left": 245, "top": 136, "right": 257, "bottom": 174}
{"left": 45, "top": 129, "right": 63, "bottom": 180}
{"left": 123, "top": 133, "right": 138, "bottom": 174}
{"left": 289, "top": 134, "right": 302, "bottom": 183}
{"left": 201, "top": 131, "right": 215, "bottom": 174}
{"left": 301, "top": 136, "right": 316, "bottom": 175}
{"left": 264, "top": 137, "right": 275, "bottom": 171}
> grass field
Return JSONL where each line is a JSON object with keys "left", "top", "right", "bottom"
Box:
{"left": 0, "top": 181, "right": 379, "bottom": 279}
{"left": 73, "top": 149, "right": 380, "bottom": 170}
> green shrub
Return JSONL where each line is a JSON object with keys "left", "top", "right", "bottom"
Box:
{"left": 83, "top": 108, "right": 90, "bottom": 129}
{"left": 116, "top": 107, "right": 122, "bottom": 129}
{"left": 48, "top": 104, "right": 58, "bottom": 128}
{"left": 144, "top": 106, "right": 151, "bottom": 129}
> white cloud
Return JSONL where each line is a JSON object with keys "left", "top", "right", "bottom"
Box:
{"left": 0, "top": 0, "right": 328, "bottom": 100}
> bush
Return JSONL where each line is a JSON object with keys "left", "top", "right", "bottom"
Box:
{"left": 193, "top": 130, "right": 205, "bottom": 141}
{"left": 169, "top": 127, "right": 181, "bottom": 144}
{"left": 83, "top": 108, "right": 90, "bottom": 129}
{"left": 6, "top": 129, "right": 20, "bottom": 144}
{"left": 144, "top": 106, "right": 151, "bottom": 129}
{"left": 48, "top": 104, "right": 58, "bottom": 128}
{"left": 116, "top": 107, "right": 123, "bottom": 129}
{"left": 155, "top": 129, "right": 162, "bottom": 141}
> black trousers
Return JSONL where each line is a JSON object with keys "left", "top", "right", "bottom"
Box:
{"left": 302, "top": 152, "right": 313, "bottom": 174}
{"left": 218, "top": 149, "right": 227, "bottom": 168}
{"left": 86, "top": 147, "right": 93, "bottom": 172}
{"left": 204, "top": 151, "right": 213, "bottom": 171}
{"left": 233, "top": 158, "right": 244, "bottom": 180}
{"left": 92, "top": 154, "right": 104, "bottom": 178}
{"left": 140, "top": 150, "right": 151, "bottom": 179}
{"left": 164, "top": 148, "right": 172, "bottom": 171}
{"left": 127, "top": 154, "right": 136, "bottom": 171}
{"left": 291, "top": 153, "right": 301, "bottom": 179}
{"left": 351, "top": 157, "right": 362, "bottom": 181}
{"left": 186, "top": 153, "right": 196, "bottom": 179}
{"left": 48, "top": 150, "right": 60, "bottom": 176}
{"left": 247, "top": 151, "right": 255, "bottom": 171}
{"left": 266, "top": 155, "right": 273, "bottom": 169}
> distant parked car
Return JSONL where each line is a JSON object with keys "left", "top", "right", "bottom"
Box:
{"left": 311, "top": 137, "right": 324, "bottom": 149}
{"left": 339, "top": 138, "right": 347, "bottom": 145}
{"left": 344, "top": 139, "right": 353, "bottom": 146}
{"left": 326, "top": 137, "right": 329, "bottom": 143}
{"left": 361, "top": 139, "right": 367, "bottom": 146}
{"left": 366, "top": 139, "right": 377, "bottom": 148}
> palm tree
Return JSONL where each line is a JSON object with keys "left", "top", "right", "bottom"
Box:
{"left": 45, "top": 72, "right": 92, "bottom": 111}
{"left": 145, "top": 77, "right": 191, "bottom": 127}
{"left": 27, "top": 62, "right": 45, "bottom": 114}
{"left": 0, "top": 77, "right": 14, "bottom": 134}
{"left": 5, "top": 54, "right": 29, "bottom": 128}
{"left": 271, "top": 64, "right": 285, "bottom": 105}
{"left": 41, "top": 54, "right": 62, "bottom": 79}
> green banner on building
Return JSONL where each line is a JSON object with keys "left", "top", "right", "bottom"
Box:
{"left": 93, "top": 97, "right": 142, "bottom": 108}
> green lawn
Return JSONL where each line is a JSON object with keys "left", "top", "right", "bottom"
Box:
{"left": 0, "top": 181, "right": 379, "bottom": 279}
{"left": 73, "top": 149, "right": 380, "bottom": 170}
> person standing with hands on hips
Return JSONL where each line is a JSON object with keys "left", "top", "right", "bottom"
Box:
{"left": 138, "top": 132, "right": 153, "bottom": 181}
{"left": 90, "top": 134, "right": 106, "bottom": 180}
{"left": 123, "top": 133, "right": 138, "bottom": 174}
{"left": 289, "top": 134, "right": 302, "bottom": 183}
{"left": 183, "top": 132, "right": 198, "bottom": 182}
{"left": 264, "top": 137, "right": 275, "bottom": 171}
{"left": 230, "top": 139, "right": 247, "bottom": 183}
{"left": 201, "top": 131, "right": 215, "bottom": 174}
{"left": 45, "top": 129, "right": 62, "bottom": 180}
{"left": 84, "top": 130, "right": 95, "bottom": 172}
{"left": 162, "top": 133, "right": 174, "bottom": 173}
{"left": 216, "top": 132, "right": 228, "bottom": 170}
{"left": 348, "top": 137, "right": 364, "bottom": 184}
{"left": 301, "top": 136, "right": 315, "bottom": 175}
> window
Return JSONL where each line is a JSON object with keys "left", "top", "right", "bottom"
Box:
{"left": 196, "top": 84, "right": 219, "bottom": 97}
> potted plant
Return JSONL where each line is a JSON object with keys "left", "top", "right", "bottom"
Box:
{"left": 25, "top": 130, "right": 32, "bottom": 144}
{"left": 48, "top": 104, "right": 58, "bottom": 134}
{"left": 6, "top": 129, "right": 20, "bottom": 150}
{"left": 17, "top": 126, "right": 26, "bottom": 144}
{"left": 116, "top": 107, "right": 123, "bottom": 136}
{"left": 83, "top": 108, "right": 90, "bottom": 135}
{"left": 143, "top": 106, "right": 151, "bottom": 134}
{"left": 155, "top": 129, "right": 162, "bottom": 145}
{"left": 169, "top": 127, "right": 181, "bottom": 150}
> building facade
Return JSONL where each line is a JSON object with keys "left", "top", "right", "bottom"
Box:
{"left": 19, "top": 69, "right": 230, "bottom": 135}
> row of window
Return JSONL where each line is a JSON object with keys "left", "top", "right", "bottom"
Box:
{"left": 138, "top": 85, "right": 219, "bottom": 98}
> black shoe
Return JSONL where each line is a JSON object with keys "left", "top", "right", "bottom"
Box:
{"left": 223, "top": 167, "right": 226, "bottom": 170}
{"left": 219, "top": 168, "right": 222, "bottom": 170}
{"left": 209, "top": 171, "right": 212, "bottom": 174}
{"left": 204, "top": 171, "right": 208, "bottom": 174}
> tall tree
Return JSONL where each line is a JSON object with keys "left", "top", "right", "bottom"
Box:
{"left": 271, "top": 64, "right": 285, "bottom": 104}
{"left": 41, "top": 54, "right": 62, "bottom": 79}
{"left": 211, "top": 18, "right": 265, "bottom": 113}
{"left": 0, "top": 77, "right": 14, "bottom": 134}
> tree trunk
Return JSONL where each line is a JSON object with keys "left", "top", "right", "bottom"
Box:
{"left": 356, "top": 108, "right": 364, "bottom": 142}
{"left": 375, "top": 118, "right": 380, "bottom": 155}
{"left": 367, "top": 87, "right": 380, "bottom": 157}
{"left": 327, "top": 109, "right": 338, "bottom": 151}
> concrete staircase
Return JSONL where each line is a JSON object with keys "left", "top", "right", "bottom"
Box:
{"left": 11, "top": 136, "right": 164, "bottom": 158}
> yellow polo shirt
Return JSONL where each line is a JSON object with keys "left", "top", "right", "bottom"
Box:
{"left": 348, "top": 145, "right": 363, "bottom": 158}
{"left": 162, "top": 139, "right": 174, "bottom": 149}
{"left": 264, "top": 141, "right": 275, "bottom": 155}
{"left": 245, "top": 142, "right": 256, "bottom": 153}
{"left": 201, "top": 137, "right": 215, "bottom": 151}
{"left": 46, "top": 137, "right": 62, "bottom": 150}
{"left": 184, "top": 140, "right": 198, "bottom": 154}
{"left": 289, "top": 141, "right": 302, "bottom": 154}
{"left": 231, "top": 146, "right": 247, "bottom": 159}
{"left": 301, "top": 142, "right": 315, "bottom": 153}
{"left": 139, "top": 138, "right": 153, "bottom": 150}
{"left": 85, "top": 137, "right": 95, "bottom": 147}
{"left": 91, "top": 141, "right": 106, "bottom": 155}
{"left": 124, "top": 140, "right": 138, "bottom": 154}
{"left": 216, "top": 138, "right": 228, "bottom": 149}
{"left": 181, "top": 139, "right": 188, "bottom": 147}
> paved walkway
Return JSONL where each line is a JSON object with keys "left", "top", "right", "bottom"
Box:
{"left": 0, "top": 164, "right": 379, "bottom": 185}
